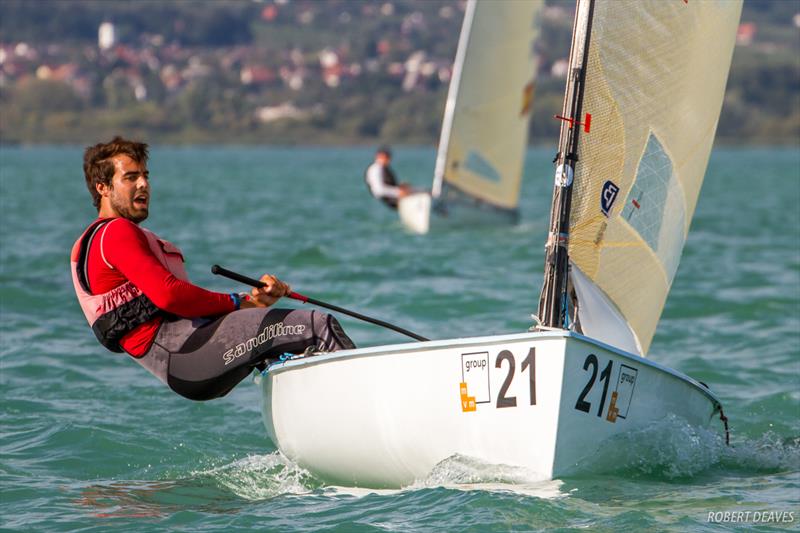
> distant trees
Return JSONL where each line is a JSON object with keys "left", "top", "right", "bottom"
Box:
{"left": 720, "top": 46, "right": 800, "bottom": 143}
{"left": 0, "top": 0, "right": 255, "bottom": 46}
{"left": 0, "top": 0, "right": 796, "bottom": 145}
{"left": 13, "top": 79, "right": 83, "bottom": 113}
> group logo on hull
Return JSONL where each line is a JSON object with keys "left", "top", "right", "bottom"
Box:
{"left": 458, "top": 347, "right": 537, "bottom": 412}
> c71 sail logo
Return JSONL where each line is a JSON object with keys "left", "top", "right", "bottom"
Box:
{"left": 601, "top": 180, "right": 619, "bottom": 217}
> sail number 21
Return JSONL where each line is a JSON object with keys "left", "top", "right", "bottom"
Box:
{"left": 495, "top": 348, "right": 536, "bottom": 408}
{"left": 575, "top": 353, "right": 613, "bottom": 417}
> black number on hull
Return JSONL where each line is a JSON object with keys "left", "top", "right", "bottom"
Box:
{"left": 597, "top": 359, "right": 613, "bottom": 417}
{"left": 575, "top": 353, "right": 598, "bottom": 413}
{"left": 521, "top": 347, "right": 536, "bottom": 405}
{"left": 495, "top": 350, "right": 517, "bottom": 408}
{"left": 575, "top": 353, "right": 614, "bottom": 417}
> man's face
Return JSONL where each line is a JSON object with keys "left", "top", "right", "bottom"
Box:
{"left": 98, "top": 154, "right": 150, "bottom": 223}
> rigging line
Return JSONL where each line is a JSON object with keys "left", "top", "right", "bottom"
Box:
{"left": 718, "top": 405, "right": 731, "bottom": 447}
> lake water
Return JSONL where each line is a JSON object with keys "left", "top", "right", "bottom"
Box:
{"left": 1, "top": 145, "right": 798, "bottom": 531}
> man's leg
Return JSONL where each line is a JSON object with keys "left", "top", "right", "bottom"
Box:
{"left": 143, "top": 308, "right": 354, "bottom": 401}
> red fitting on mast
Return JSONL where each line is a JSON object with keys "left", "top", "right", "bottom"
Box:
{"left": 554, "top": 113, "right": 592, "bottom": 133}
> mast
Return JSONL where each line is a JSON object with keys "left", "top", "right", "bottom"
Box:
{"left": 537, "top": 0, "right": 595, "bottom": 329}
{"left": 431, "top": 0, "right": 476, "bottom": 199}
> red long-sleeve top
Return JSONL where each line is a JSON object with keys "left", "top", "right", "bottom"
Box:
{"left": 86, "top": 217, "right": 234, "bottom": 356}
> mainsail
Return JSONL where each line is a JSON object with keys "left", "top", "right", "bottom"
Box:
{"left": 565, "top": 0, "right": 742, "bottom": 354}
{"left": 431, "top": 0, "right": 543, "bottom": 212}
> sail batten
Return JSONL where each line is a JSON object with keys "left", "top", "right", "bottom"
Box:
{"left": 567, "top": 0, "right": 742, "bottom": 355}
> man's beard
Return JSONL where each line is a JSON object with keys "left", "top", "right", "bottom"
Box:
{"left": 110, "top": 191, "right": 148, "bottom": 223}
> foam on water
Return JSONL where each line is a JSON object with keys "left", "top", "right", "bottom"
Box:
{"left": 69, "top": 452, "right": 321, "bottom": 522}
{"left": 722, "top": 432, "right": 800, "bottom": 473}
{"left": 191, "top": 452, "right": 322, "bottom": 500}
{"left": 187, "top": 452, "right": 566, "bottom": 501}
{"left": 569, "top": 414, "right": 800, "bottom": 479}
{"left": 414, "top": 454, "right": 551, "bottom": 486}
{"left": 410, "top": 455, "right": 567, "bottom": 499}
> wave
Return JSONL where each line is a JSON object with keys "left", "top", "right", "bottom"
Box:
{"left": 408, "top": 454, "right": 566, "bottom": 499}
{"left": 190, "top": 452, "right": 323, "bottom": 500}
{"left": 566, "top": 414, "right": 800, "bottom": 480}
{"left": 70, "top": 452, "right": 322, "bottom": 519}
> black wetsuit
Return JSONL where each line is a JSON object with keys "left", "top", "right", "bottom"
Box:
{"left": 136, "top": 308, "right": 355, "bottom": 401}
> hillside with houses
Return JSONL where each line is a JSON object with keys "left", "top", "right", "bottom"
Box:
{"left": 0, "top": 0, "right": 797, "bottom": 145}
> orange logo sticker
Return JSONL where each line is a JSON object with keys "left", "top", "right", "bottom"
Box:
{"left": 606, "top": 391, "right": 619, "bottom": 423}
{"left": 460, "top": 382, "right": 476, "bottom": 412}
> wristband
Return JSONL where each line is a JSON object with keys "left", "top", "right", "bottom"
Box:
{"left": 230, "top": 292, "right": 241, "bottom": 310}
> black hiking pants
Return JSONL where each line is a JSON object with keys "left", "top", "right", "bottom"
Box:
{"left": 135, "top": 308, "right": 355, "bottom": 400}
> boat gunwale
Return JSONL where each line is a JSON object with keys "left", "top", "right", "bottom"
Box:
{"left": 260, "top": 330, "right": 721, "bottom": 407}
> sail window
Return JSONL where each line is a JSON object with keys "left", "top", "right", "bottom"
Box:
{"left": 464, "top": 150, "right": 502, "bottom": 183}
{"left": 621, "top": 132, "right": 687, "bottom": 282}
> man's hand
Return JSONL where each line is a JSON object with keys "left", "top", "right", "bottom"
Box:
{"left": 398, "top": 183, "right": 413, "bottom": 199}
{"left": 241, "top": 274, "right": 291, "bottom": 308}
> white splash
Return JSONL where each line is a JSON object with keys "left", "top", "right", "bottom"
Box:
{"left": 409, "top": 454, "right": 566, "bottom": 499}
{"left": 193, "top": 452, "right": 319, "bottom": 500}
{"left": 566, "top": 414, "right": 800, "bottom": 479}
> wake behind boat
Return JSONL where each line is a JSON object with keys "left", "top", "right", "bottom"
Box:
{"left": 260, "top": 0, "right": 742, "bottom": 487}
{"left": 398, "top": 0, "right": 543, "bottom": 234}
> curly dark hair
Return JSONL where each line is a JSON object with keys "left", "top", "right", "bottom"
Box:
{"left": 83, "top": 136, "right": 149, "bottom": 210}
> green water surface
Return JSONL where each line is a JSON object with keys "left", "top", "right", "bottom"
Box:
{"left": 1, "top": 146, "right": 798, "bottom": 532}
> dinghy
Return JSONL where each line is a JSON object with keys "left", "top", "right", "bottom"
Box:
{"left": 260, "top": 0, "right": 742, "bottom": 488}
{"left": 397, "top": 0, "right": 543, "bottom": 234}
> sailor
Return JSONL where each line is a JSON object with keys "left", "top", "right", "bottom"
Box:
{"left": 364, "top": 146, "right": 411, "bottom": 209}
{"left": 70, "top": 136, "right": 356, "bottom": 401}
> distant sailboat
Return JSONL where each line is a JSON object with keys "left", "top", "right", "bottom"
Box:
{"left": 398, "top": 0, "right": 543, "bottom": 234}
{"left": 259, "top": 0, "right": 742, "bottom": 487}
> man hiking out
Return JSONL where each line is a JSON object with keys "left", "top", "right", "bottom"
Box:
{"left": 71, "top": 136, "right": 355, "bottom": 401}
{"left": 364, "top": 146, "right": 412, "bottom": 209}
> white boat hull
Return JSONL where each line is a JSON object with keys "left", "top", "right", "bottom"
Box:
{"left": 259, "top": 331, "right": 721, "bottom": 488}
{"left": 397, "top": 192, "right": 431, "bottom": 234}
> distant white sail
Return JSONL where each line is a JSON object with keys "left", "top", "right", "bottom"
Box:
{"left": 568, "top": 0, "right": 742, "bottom": 355}
{"left": 432, "top": 0, "right": 543, "bottom": 211}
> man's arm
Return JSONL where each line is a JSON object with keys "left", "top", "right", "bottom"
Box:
{"left": 99, "top": 218, "right": 235, "bottom": 317}
{"left": 366, "top": 164, "right": 402, "bottom": 199}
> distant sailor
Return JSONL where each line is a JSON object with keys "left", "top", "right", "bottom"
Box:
{"left": 364, "top": 146, "right": 412, "bottom": 209}
{"left": 70, "top": 136, "right": 355, "bottom": 401}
